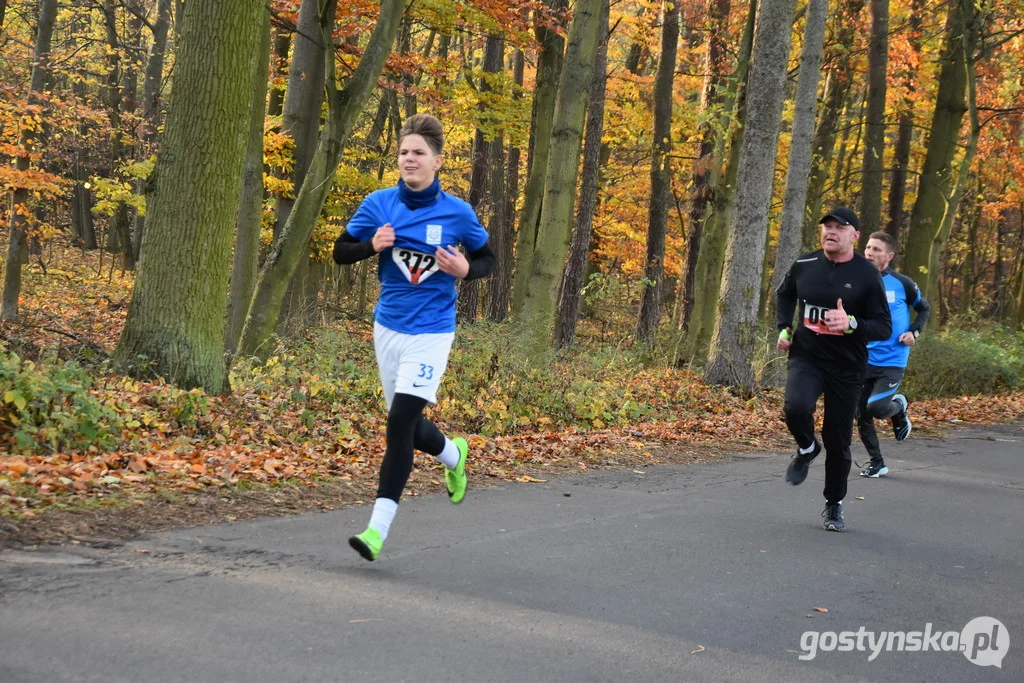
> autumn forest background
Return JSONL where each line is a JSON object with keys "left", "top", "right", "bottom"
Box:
{"left": 1, "top": 0, "right": 1023, "bottom": 537}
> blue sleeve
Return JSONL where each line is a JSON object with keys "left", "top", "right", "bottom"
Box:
{"left": 345, "top": 193, "right": 382, "bottom": 242}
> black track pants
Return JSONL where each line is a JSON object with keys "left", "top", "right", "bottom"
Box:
{"left": 783, "top": 354, "right": 864, "bottom": 505}
{"left": 856, "top": 365, "right": 905, "bottom": 464}
{"left": 377, "top": 393, "right": 447, "bottom": 502}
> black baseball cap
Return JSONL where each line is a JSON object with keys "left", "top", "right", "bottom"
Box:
{"left": 819, "top": 207, "right": 860, "bottom": 230}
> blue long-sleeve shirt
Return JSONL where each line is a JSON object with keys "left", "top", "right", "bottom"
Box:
{"left": 867, "top": 269, "right": 931, "bottom": 368}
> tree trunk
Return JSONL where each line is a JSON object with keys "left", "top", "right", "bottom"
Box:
{"left": 133, "top": 0, "right": 173, "bottom": 263}
{"left": 226, "top": 10, "right": 272, "bottom": 357}
{"left": 114, "top": 0, "right": 265, "bottom": 392}
{"left": 770, "top": 0, "right": 827, "bottom": 301}
{"left": 555, "top": 1, "right": 609, "bottom": 348}
{"left": 488, "top": 47, "right": 525, "bottom": 323}
{"left": 801, "top": 0, "right": 865, "bottom": 251}
{"left": 267, "top": 29, "right": 292, "bottom": 118}
{"left": 678, "top": 0, "right": 733, "bottom": 333}
{"left": 459, "top": 33, "right": 504, "bottom": 324}
{"left": 238, "top": 0, "right": 405, "bottom": 358}
{"left": 902, "top": 0, "right": 980, "bottom": 300}
{"left": 275, "top": 0, "right": 336, "bottom": 330}
{"left": 705, "top": 0, "right": 797, "bottom": 389}
{"left": 884, "top": 0, "right": 925, "bottom": 242}
{"left": 69, "top": 2, "right": 98, "bottom": 251}
{"left": 518, "top": 0, "right": 603, "bottom": 353}
{"left": 274, "top": 0, "right": 331, "bottom": 240}
{"left": 686, "top": 0, "right": 757, "bottom": 360}
{"left": 510, "top": 0, "right": 567, "bottom": 317}
{"left": 2, "top": 0, "right": 58, "bottom": 320}
{"left": 359, "top": 88, "right": 397, "bottom": 174}
{"left": 635, "top": 0, "right": 680, "bottom": 345}
{"left": 857, "top": 0, "right": 889, "bottom": 242}
{"left": 922, "top": 12, "right": 981, "bottom": 312}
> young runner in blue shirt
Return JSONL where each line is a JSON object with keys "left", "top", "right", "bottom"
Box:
{"left": 333, "top": 114, "right": 494, "bottom": 561}
{"left": 856, "top": 231, "right": 931, "bottom": 478}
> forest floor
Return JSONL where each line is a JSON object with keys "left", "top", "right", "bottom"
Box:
{"left": 2, "top": 246, "right": 1023, "bottom": 548}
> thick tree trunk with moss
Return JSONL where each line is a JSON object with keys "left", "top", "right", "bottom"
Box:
{"left": 510, "top": 0, "right": 567, "bottom": 317}
{"left": 226, "top": 10, "right": 272, "bottom": 357}
{"left": 771, "top": 0, "right": 826, "bottom": 297}
{"left": 519, "top": 0, "right": 603, "bottom": 353}
{"left": 2, "top": 0, "right": 57, "bottom": 320}
{"left": 901, "top": 1, "right": 979, "bottom": 300}
{"left": 114, "top": 0, "right": 265, "bottom": 392}
{"left": 705, "top": 0, "right": 797, "bottom": 388}
{"left": 238, "top": 0, "right": 405, "bottom": 358}
{"left": 635, "top": 0, "right": 680, "bottom": 345}
{"left": 555, "top": 0, "right": 608, "bottom": 348}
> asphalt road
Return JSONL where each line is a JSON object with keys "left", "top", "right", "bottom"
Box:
{"left": 2, "top": 425, "right": 1022, "bottom": 682}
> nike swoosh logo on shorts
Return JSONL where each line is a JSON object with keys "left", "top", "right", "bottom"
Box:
{"left": 413, "top": 382, "right": 430, "bottom": 388}
{"left": 888, "top": 383, "right": 898, "bottom": 387}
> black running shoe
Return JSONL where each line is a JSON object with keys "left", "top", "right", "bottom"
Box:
{"left": 785, "top": 440, "right": 821, "bottom": 485}
{"left": 891, "top": 394, "right": 911, "bottom": 441}
{"left": 860, "top": 463, "right": 889, "bottom": 478}
{"left": 822, "top": 502, "right": 845, "bottom": 532}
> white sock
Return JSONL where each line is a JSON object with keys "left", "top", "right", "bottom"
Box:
{"left": 436, "top": 438, "right": 461, "bottom": 469}
{"left": 368, "top": 497, "right": 398, "bottom": 540}
{"left": 799, "top": 441, "right": 817, "bottom": 455}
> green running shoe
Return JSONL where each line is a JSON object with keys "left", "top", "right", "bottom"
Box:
{"left": 446, "top": 437, "right": 468, "bottom": 504}
{"left": 348, "top": 527, "right": 383, "bottom": 561}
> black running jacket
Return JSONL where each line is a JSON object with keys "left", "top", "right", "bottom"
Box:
{"left": 776, "top": 250, "right": 892, "bottom": 369}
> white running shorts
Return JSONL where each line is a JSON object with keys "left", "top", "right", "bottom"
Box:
{"left": 374, "top": 322, "right": 455, "bottom": 408}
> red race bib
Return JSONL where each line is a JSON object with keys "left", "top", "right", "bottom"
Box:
{"left": 802, "top": 301, "right": 843, "bottom": 336}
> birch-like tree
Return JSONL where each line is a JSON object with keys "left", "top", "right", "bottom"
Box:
{"left": 706, "top": 0, "right": 797, "bottom": 388}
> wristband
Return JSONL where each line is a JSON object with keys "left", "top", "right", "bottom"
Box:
{"left": 779, "top": 328, "right": 792, "bottom": 341}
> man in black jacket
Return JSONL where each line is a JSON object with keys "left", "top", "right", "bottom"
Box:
{"left": 776, "top": 207, "right": 892, "bottom": 531}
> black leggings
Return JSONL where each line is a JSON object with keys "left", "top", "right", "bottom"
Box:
{"left": 783, "top": 354, "right": 864, "bottom": 505}
{"left": 856, "top": 365, "right": 905, "bottom": 464}
{"left": 377, "top": 393, "right": 447, "bottom": 502}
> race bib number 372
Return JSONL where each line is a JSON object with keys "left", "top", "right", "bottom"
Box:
{"left": 802, "top": 301, "right": 843, "bottom": 336}
{"left": 393, "top": 248, "right": 440, "bottom": 285}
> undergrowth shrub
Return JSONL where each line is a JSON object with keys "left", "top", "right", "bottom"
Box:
{"left": 0, "top": 349, "right": 121, "bottom": 453}
{"left": 433, "top": 322, "right": 683, "bottom": 435}
{"left": 905, "top": 327, "right": 1024, "bottom": 399}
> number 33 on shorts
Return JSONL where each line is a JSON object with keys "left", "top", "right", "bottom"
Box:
{"left": 416, "top": 364, "right": 434, "bottom": 382}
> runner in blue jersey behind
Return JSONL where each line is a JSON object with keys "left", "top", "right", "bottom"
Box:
{"left": 333, "top": 114, "right": 494, "bottom": 561}
{"left": 856, "top": 231, "right": 931, "bottom": 478}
